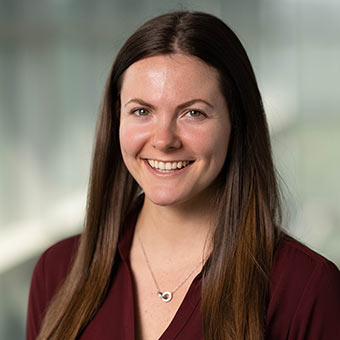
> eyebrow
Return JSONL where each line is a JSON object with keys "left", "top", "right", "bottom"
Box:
{"left": 124, "top": 98, "right": 214, "bottom": 110}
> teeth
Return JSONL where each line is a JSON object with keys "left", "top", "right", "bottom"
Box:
{"left": 147, "top": 159, "right": 192, "bottom": 171}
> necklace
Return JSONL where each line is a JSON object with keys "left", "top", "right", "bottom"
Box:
{"left": 137, "top": 231, "right": 203, "bottom": 303}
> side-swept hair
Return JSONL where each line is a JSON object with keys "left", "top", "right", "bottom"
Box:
{"left": 37, "top": 11, "right": 283, "bottom": 340}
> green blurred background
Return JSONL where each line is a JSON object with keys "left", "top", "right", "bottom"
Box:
{"left": 1, "top": 0, "right": 339, "bottom": 339}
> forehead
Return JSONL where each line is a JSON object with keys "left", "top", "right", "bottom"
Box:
{"left": 120, "top": 54, "right": 221, "bottom": 102}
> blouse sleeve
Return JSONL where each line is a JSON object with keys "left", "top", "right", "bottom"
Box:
{"left": 267, "top": 240, "right": 340, "bottom": 340}
{"left": 26, "top": 250, "right": 49, "bottom": 340}
{"left": 26, "top": 235, "right": 79, "bottom": 340}
{"left": 288, "top": 260, "right": 340, "bottom": 339}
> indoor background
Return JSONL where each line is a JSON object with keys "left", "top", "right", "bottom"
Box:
{"left": 1, "top": 0, "right": 340, "bottom": 339}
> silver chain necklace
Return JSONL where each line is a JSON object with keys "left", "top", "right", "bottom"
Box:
{"left": 137, "top": 230, "right": 203, "bottom": 303}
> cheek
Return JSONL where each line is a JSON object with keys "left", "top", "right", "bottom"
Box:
{"left": 119, "top": 121, "right": 149, "bottom": 157}
{"left": 184, "top": 125, "right": 230, "bottom": 163}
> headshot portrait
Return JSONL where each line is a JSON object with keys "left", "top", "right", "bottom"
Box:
{"left": 0, "top": 2, "right": 339, "bottom": 340}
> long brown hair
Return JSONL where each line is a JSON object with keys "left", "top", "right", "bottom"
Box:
{"left": 37, "top": 11, "right": 283, "bottom": 340}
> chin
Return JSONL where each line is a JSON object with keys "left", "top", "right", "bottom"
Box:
{"left": 148, "top": 196, "right": 181, "bottom": 207}
{"left": 145, "top": 190, "right": 188, "bottom": 207}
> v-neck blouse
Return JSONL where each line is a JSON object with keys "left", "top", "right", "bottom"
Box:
{"left": 27, "top": 213, "right": 340, "bottom": 340}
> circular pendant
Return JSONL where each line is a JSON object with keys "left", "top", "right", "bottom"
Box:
{"left": 158, "top": 291, "right": 173, "bottom": 302}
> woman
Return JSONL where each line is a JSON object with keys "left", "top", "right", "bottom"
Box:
{"left": 27, "top": 11, "right": 340, "bottom": 340}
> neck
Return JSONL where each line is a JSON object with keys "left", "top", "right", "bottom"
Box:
{"left": 135, "top": 194, "right": 215, "bottom": 260}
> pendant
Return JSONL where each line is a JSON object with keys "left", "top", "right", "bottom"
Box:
{"left": 157, "top": 291, "right": 173, "bottom": 302}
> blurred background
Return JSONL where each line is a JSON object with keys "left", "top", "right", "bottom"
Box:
{"left": 1, "top": 0, "right": 339, "bottom": 338}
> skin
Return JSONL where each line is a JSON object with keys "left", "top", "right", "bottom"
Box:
{"left": 119, "top": 53, "right": 231, "bottom": 213}
{"left": 119, "top": 54, "right": 232, "bottom": 340}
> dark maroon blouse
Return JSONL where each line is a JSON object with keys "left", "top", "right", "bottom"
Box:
{"left": 27, "top": 215, "right": 340, "bottom": 339}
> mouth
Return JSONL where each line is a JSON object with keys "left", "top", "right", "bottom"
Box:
{"left": 145, "top": 159, "right": 194, "bottom": 173}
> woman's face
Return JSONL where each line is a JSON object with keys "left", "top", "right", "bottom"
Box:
{"left": 119, "top": 54, "right": 231, "bottom": 208}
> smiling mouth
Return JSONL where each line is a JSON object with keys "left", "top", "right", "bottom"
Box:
{"left": 146, "top": 159, "right": 194, "bottom": 172}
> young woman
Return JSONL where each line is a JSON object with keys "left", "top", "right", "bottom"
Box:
{"left": 27, "top": 11, "right": 340, "bottom": 340}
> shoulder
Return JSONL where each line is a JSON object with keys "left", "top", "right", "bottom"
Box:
{"left": 39, "top": 235, "right": 80, "bottom": 276}
{"left": 36, "top": 235, "right": 79, "bottom": 281}
{"left": 30, "top": 234, "right": 80, "bottom": 301}
{"left": 267, "top": 237, "right": 340, "bottom": 339}
{"left": 271, "top": 237, "right": 340, "bottom": 289}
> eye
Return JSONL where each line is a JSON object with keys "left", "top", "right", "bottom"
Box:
{"left": 132, "top": 108, "right": 150, "bottom": 117}
{"left": 185, "top": 109, "right": 206, "bottom": 118}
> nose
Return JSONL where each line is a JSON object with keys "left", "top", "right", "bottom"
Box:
{"left": 151, "top": 120, "right": 181, "bottom": 151}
